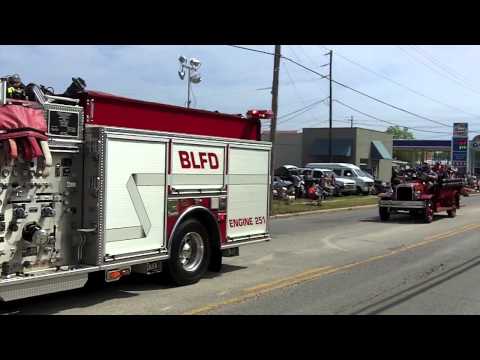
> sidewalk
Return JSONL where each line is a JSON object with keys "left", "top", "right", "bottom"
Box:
{"left": 271, "top": 191, "right": 480, "bottom": 219}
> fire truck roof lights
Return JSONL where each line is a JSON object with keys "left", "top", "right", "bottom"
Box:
{"left": 246, "top": 110, "right": 273, "bottom": 120}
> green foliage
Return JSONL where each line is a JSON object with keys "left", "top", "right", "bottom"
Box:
{"left": 386, "top": 126, "right": 415, "bottom": 139}
{"left": 272, "top": 196, "right": 378, "bottom": 215}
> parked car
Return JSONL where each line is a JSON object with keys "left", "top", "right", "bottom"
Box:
{"left": 305, "top": 163, "right": 374, "bottom": 195}
{"left": 301, "top": 168, "right": 357, "bottom": 196}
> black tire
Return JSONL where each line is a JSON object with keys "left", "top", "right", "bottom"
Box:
{"left": 447, "top": 208, "right": 457, "bottom": 218}
{"left": 165, "top": 219, "right": 211, "bottom": 286}
{"left": 379, "top": 207, "right": 390, "bottom": 221}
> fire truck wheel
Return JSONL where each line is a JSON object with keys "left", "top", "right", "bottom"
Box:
{"left": 447, "top": 208, "right": 457, "bottom": 218}
{"left": 165, "top": 219, "right": 211, "bottom": 286}
{"left": 423, "top": 201, "right": 434, "bottom": 223}
{"left": 379, "top": 207, "right": 390, "bottom": 221}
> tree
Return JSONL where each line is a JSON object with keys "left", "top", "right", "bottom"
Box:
{"left": 386, "top": 126, "right": 415, "bottom": 139}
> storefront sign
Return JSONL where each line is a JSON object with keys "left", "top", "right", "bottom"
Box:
{"left": 452, "top": 123, "right": 469, "bottom": 174}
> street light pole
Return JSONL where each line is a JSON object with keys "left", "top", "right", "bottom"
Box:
{"left": 186, "top": 66, "right": 192, "bottom": 108}
{"left": 178, "top": 56, "right": 201, "bottom": 109}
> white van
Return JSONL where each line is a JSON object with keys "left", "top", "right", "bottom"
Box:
{"left": 301, "top": 168, "right": 357, "bottom": 195}
{"left": 304, "top": 163, "right": 374, "bottom": 194}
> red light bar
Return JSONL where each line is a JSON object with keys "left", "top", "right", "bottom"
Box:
{"left": 246, "top": 109, "right": 273, "bottom": 120}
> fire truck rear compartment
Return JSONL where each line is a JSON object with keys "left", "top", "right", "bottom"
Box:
{"left": 0, "top": 81, "right": 272, "bottom": 301}
{"left": 0, "top": 131, "right": 270, "bottom": 300}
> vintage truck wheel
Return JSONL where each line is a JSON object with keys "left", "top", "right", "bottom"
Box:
{"left": 165, "top": 219, "right": 211, "bottom": 286}
{"left": 423, "top": 201, "right": 434, "bottom": 223}
{"left": 379, "top": 207, "right": 390, "bottom": 221}
{"left": 447, "top": 208, "right": 457, "bottom": 218}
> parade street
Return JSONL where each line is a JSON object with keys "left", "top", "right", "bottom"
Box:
{"left": 2, "top": 195, "right": 479, "bottom": 315}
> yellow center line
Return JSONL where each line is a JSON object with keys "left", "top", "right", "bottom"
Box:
{"left": 243, "top": 266, "right": 332, "bottom": 293}
{"left": 183, "top": 223, "right": 480, "bottom": 315}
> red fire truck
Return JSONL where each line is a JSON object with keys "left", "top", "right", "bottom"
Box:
{"left": 0, "top": 78, "right": 272, "bottom": 302}
{"left": 378, "top": 171, "right": 465, "bottom": 223}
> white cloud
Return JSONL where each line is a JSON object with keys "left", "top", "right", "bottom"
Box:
{"left": 1, "top": 45, "right": 480, "bottom": 139}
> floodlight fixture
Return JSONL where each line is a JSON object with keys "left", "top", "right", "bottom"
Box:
{"left": 189, "top": 58, "right": 201, "bottom": 69}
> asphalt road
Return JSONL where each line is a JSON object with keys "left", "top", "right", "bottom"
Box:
{"left": 2, "top": 195, "right": 480, "bottom": 315}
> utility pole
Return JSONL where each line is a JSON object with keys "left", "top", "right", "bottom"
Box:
{"left": 328, "top": 50, "right": 333, "bottom": 162}
{"left": 350, "top": 115, "right": 354, "bottom": 128}
{"left": 270, "top": 45, "right": 281, "bottom": 215}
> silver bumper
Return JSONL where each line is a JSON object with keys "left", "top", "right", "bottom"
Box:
{"left": 359, "top": 183, "right": 373, "bottom": 192}
{"left": 379, "top": 200, "right": 426, "bottom": 209}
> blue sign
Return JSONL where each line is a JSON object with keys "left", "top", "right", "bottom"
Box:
{"left": 452, "top": 152, "right": 467, "bottom": 161}
{"left": 452, "top": 123, "right": 469, "bottom": 175}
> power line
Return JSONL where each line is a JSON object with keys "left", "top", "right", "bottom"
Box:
{"left": 278, "top": 97, "right": 329, "bottom": 124}
{"left": 334, "top": 99, "right": 452, "bottom": 135}
{"left": 413, "top": 46, "right": 471, "bottom": 83}
{"left": 229, "top": 45, "right": 479, "bottom": 132}
{"left": 278, "top": 97, "right": 328, "bottom": 120}
{"left": 318, "top": 45, "right": 480, "bottom": 120}
{"left": 281, "top": 58, "right": 317, "bottom": 124}
{"left": 408, "top": 46, "right": 480, "bottom": 92}
{"left": 228, "top": 45, "right": 276, "bottom": 56}
{"left": 296, "top": 45, "right": 324, "bottom": 69}
{"left": 396, "top": 45, "right": 480, "bottom": 97}
{"left": 229, "top": 45, "right": 452, "bottom": 129}
{"left": 330, "top": 78, "right": 451, "bottom": 127}
{"left": 227, "top": 45, "right": 328, "bottom": 79}
{"left": 278, "top": 107, "right": 323, "bottom": 126}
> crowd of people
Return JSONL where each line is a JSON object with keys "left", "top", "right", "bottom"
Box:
{"left": 273, "top": 169, "right": 340, "bottom": 202}
{"left": 306, "top": 172, "right": 337, "bottom": 200}
{"left": 392, "top": 162, "right": 479, "bottom": 193}
{"left": 392, "top": 162, "right": 457, "bottom": 185}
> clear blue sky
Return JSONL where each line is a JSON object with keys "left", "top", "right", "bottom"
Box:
{"left": 2, "top": 45, "right": 480, "bottom": 139}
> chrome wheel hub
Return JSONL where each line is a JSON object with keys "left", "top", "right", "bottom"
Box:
{"left": 178, "top": 232, "right": 204, "bottom": 272}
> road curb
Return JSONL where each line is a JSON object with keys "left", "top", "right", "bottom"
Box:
{"left": 271, "top": 204, "right": 378, "bottom": 219}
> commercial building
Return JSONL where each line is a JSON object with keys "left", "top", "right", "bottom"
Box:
{"left": 264, "top": 127, "right": 393, "bottom": 182}
{"left": 393, "top": 139, "right": 480, "bottom": 175}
